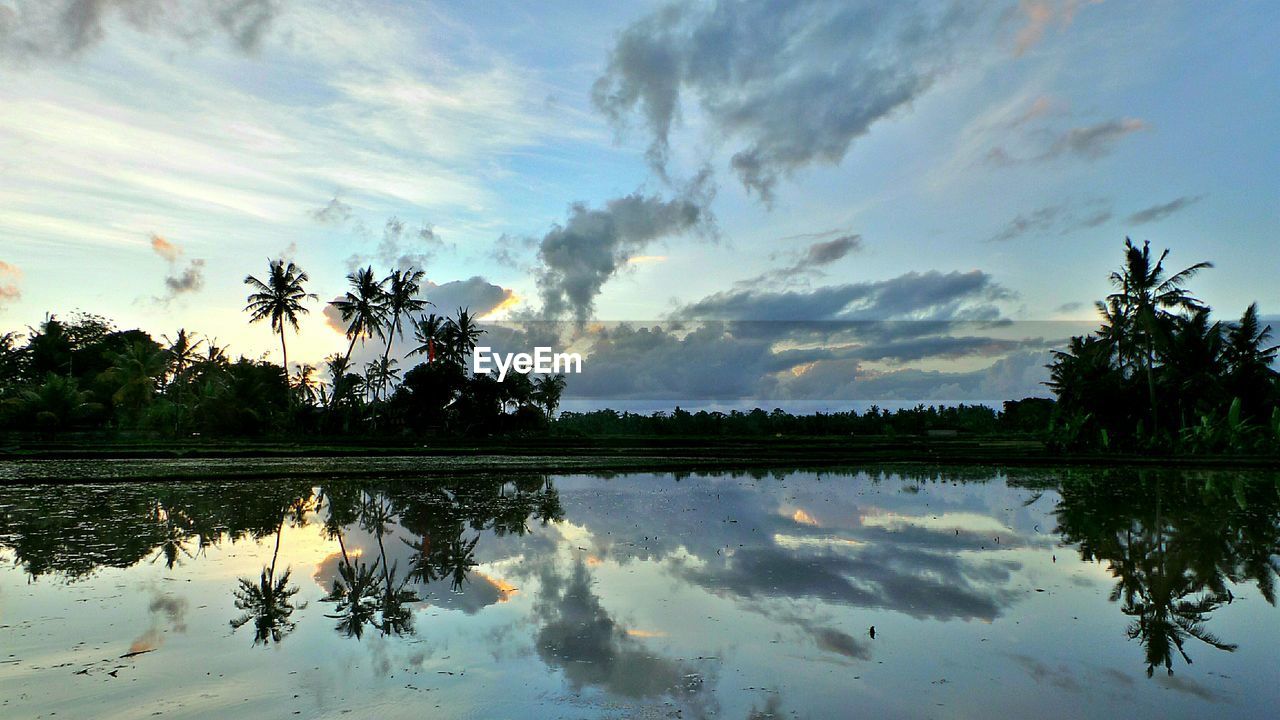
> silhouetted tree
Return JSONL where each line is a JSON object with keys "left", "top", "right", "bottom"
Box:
{"left": 243, "top": 259, "right": 316, "bottom": 391}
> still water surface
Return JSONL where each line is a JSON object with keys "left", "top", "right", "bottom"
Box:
{"left": 1, "top": 466, "right": 1277, "bottom": 719}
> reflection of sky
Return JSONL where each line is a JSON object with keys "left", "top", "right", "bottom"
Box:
{"left": 1, "top": 471, "right": 1278, "bottom": 719}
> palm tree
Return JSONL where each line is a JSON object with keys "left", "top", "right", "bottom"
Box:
{"left": 533, "top": 374, "right": 568, "bottom": 417}
{"left": 104, "top": 341, "right": 167, "bottom": 422}
{"left": 323, "top": 353, "right": 355, "bottom": 407}
{"left": 292, "top": 364, "right": 321, "bottom": 406}
{"left": 162, "top": 329, "right": 203, "bottom": 387}
{"left": 1222, "top": 303, "right": 1279, "bottom": 420}
{"left": 1107, "top": 239, "right": 1213, "bottom": 430}
{"left": 199, "top": 338, "right": 229, "bottom": 370}
{"left": 332, "top": 266, "right": 390, "bottom": 366}
{"left": 379, "top": 268, "right": 429, "bottom": 388}
{"left": 410, "top": 312, "right": 448, "bottom": 363}
{"left": 444, "top": 308, "right": 483, "bottom": 368}
{"left": 364, "top": 357, "right": 401, "bottom": 402}
{"left": 243, "top": 259, "right": 316, "bottom": 386}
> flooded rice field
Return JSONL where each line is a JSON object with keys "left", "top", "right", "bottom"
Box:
{"left": 1, "top": 465, "right": 1277, "bottom": 719}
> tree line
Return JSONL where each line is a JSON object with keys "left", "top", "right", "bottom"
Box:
{"left": 1046, "top": 239, "right": 1279, "bottom": 452}
{"left": 0, "top": 241, "right": 1276, "bottom": 452}
{"left": 0, "top": 260, "right": 566, "bottom": 437}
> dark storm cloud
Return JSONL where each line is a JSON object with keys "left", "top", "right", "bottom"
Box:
{"left": 0, "top": 0, "right": 282, "bottom": 62}
{"left": 309, "top": 196, "right": 353, "bottom": 225}
{"left": 593, "top": 0, "right": 990, "bottom": 201}
{"left": 1126, "top": 195, "right": 1203, "bottom": 225}
{"left": 536, "top": 173, "right": 714, "bottom": 322}
{"left": 987, "top": 198, "right": 1112, "bottom": 242}
{"left": 678, "top": 270, "right": 1010, "bottom": 321}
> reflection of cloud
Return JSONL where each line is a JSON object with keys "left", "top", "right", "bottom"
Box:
{"left": 129, "top": 592, "right": 189, "bottom": 654}
{"left": 533, "top": 559, "right": 701, "bottom": 699}
{"left": 675, "top": 542, "right": 1018, "bottom": 621}
{"left": 807, "top": 624, "right": 871, "bottom": 660}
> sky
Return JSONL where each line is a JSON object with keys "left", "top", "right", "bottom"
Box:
{"left": 1, "top": 0, "right": 1277, "bottom": 405}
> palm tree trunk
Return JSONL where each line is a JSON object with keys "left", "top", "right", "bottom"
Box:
{"left": 1145, "top": 340, "right": 1158, "bottom": 433}
{"left": 379, "top": 316, "right": 400, "bottom": 400}
{"left": 281, "top": 331, "right": 293, "bottom": 407}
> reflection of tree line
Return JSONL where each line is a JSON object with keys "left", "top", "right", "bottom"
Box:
{"left": 2, "top": 469, "right": 1276, "bottom": 676}
{"left": 1053, "top": 469, "right": 1280, "bottom": 677}
{"left": 0, "top": 476, "right": 563, "bottom": 645}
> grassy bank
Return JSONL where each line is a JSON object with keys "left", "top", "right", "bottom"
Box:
{"left": 2, "top": 435, "right": 1277, "bottom": 482}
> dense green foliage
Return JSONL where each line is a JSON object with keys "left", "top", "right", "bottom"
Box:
{"left": 1046, "top": 239, "right": 1279, "bottom": 453}
{"left": 0, "top": 261, "right": 565, "bottom": 439}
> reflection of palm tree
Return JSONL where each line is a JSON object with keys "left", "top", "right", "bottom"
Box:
{"left": 229, "top": 513, "right": 299, "bottom": 646}
{"left": 231, "top": 567, "right": 300, "bottom": 646}
{"left": 376, "top": 564, "right": 418, "bottom": 636}
{"left": 1124, "top": 591, "right": 1237, "bottom": 677}
{"left": 324, "top": 556, "right": 382, "bottom": 639}
{"left": 1055, "top": 470, "right": 1264, "bottom": 677}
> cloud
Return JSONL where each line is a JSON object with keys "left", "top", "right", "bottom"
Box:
{"left": 344, "top": 216, "right": 449, "bottom": 272}
{"left": 375, "top": 216, "right": 446, "bottom": 271}
{"left": 149, "top": 233, "right": 181, "bottom": 262}
{"left": 802, "top": 235, "right": 862, "bottom": 267}
{"left": 0, "top": 260, "right": 20, "bottom": 306}
{"left": 986, "top": 117, "right": 1147, "bottom": 166}
{"left": 0, "top": 0, "right": 282, "bottom": 63}
{"left": 309, "top": 196, "right": 353, "bottom": 225}
{"left": 163, "top": 258, "right": 205, "bottom": 295}
{"left": 1126, "top": 195, "right": 1204, "bottom": 225}
{"left": 1044, "top": 117, "right": 1147, "bottom": 160}
{"left": 678, "top": 270, "right": 1011, "bottom": 322}
{"left": 536, "top": 175, "right": 714, "bottom": 322}
{"left": 149, "top": 233, "right": 204, "bottom": 301}
{"left": 424, "top": 276, "right": 515, "bottom": 318}
{"left": 1013, "top": 0, "right": 1102, "bottom": 56}
{"left": 592, "top": 1, "right": 990, "bottom": 201}
{"left": 987, "top": 198, "right": 1111, "bottom": 242}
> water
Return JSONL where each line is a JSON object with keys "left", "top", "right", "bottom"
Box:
{"left": 0, "top": 466, "right": 1277, "bottom": 719}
